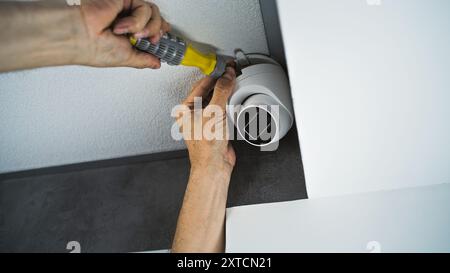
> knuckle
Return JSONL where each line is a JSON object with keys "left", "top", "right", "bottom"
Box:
{"left": 151, "top": 3, "right": 161, "bottom": 14}
{"left": 147, "top": 21, "right": 162, "bottom": 34}
{"left": 205, "top": 104, "right": 225, "bottom": 115}
{"left": 162, "top": 19, "right": 171, "bottom": 31}
{"left": 198, "top": 79, "right": 213, "bottom": 89}
{"left": 143, "top": 2, "right": 152, "bottom": 14}
{"left": 215, "top": 78, "right": 232, "bottom": 93}
{"left": 135, "top": 20, "right": 146, "bottom": 31}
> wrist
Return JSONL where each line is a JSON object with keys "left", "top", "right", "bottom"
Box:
{"left": 0, "top": 2, "right": 88, "bottom": 71}
{"left": 25, "top": 3, "right": 88, "bottom": 66}
{"left": 69, "top": 5, "right": 91, "bottom": 65}
{"left": 190, "top": 163, "right": 233, "bottom": 186}
{"left": 29, "top": 2, "right": 88, "bottom": 66}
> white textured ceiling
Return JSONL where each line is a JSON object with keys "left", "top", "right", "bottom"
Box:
{"left": 0, "top": 0, "right": 269, "bottom": 173}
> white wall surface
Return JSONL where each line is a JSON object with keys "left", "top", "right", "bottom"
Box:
{"left": 226, "top": 183, "right": 450, "bottom": 253}
{"left": 278, "top": 0, "right": 450, "bottom": 198}
{"left": 0, "top": 0, "right": 269, "bottom": 173}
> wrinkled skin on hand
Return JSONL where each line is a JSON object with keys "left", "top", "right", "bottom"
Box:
{"left": 79, "top": 0, "right": 170, "bottom": 68}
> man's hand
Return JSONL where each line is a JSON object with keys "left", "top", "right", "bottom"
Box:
{"left": 172, "top": 67, "right": 237, "bottom": 253}
{"left": 0, "top": 1, "right": 169, "bottom": 72}
{"left": 177, "top": 67, "right": 237, "bottom": 174}
{"left": 80, "top": 0, "right": 170, "bottom": 69}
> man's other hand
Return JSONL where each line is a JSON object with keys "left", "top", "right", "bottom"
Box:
{"left": 79, "top": 0, "right": 170, "bottom": 69}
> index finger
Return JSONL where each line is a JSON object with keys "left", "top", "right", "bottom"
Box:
{"left": 113, "top": 0, "right": 152, "bottom": 34}
{"left": 183, "top": 77, "right": 216, "bottom": 108}
{"left": 209, "top": 67, "right": 236, "bottom": 110}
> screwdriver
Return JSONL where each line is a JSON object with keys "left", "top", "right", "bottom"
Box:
{"left": 130, "top": 33, "right": 229, "bottom": 78}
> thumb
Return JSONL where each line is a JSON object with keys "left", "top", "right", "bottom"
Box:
{"left": 126, "top": 50, "right": 161, "bottom": 69}
{"left": 209, "top": 67, "right": 236, "bottom": 110}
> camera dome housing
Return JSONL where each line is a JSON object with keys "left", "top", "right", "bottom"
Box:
{"left": 228, "top": 54, "right": 294, "bottom": 147}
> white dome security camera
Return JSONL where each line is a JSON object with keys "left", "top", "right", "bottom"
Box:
{"left": 228, "top": 54, "right": 294, "bottom": 147}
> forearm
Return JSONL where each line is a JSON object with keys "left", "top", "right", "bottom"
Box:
{"left": 172, "top": 165, "right": 232, "bottom": 253}
{"left": 0, "top": 1, "right": 86, "bottom": 72}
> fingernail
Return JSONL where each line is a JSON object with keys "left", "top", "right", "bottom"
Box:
{"left": 222, "top": 74, "right": 232, "bottom": 81}
{"left": 134, "top": 31, "right": 147, "bottom": 38}
{"left": 153, "top": 61, "right": 161, "bottom": 69}
{"left": 150, "top": 35, "right": 160, "bottom": 44}
{"left": 114, "top": 27, "right": 129, "bottom": 35}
